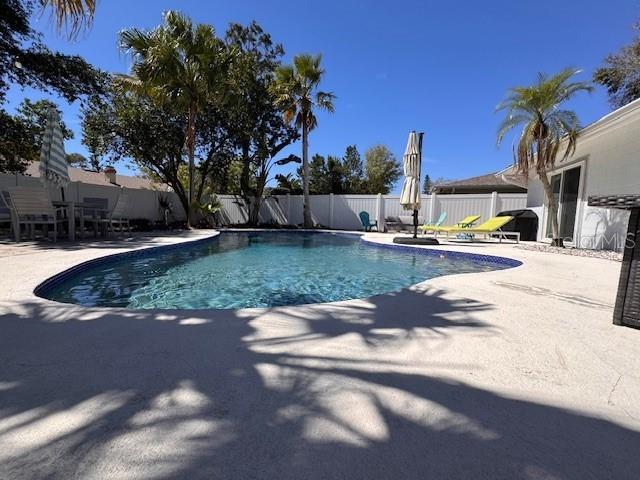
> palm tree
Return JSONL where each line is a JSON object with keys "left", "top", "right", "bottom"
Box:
{"left": 41, "top": 0, "right": 96, "bottom": 38}
{"left": 496, "top": 68, "right": 592, "bottom": 247}
{"left": 272, "top": 54, "right": 335, "bottom": 228}
{"left": 118, "top": 11, "right": 227, "bottom": 227}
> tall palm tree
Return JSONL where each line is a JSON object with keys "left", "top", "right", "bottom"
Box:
{"left": 118, "top": 11, "right": 227, "bottom": 227}
{"left": 40, "top": 0, "right": 96, "bottom": 38}
{"left": 272, "top": 54, "right": 335, "bottom": 228}
{"left": 496, "top": 68, "right": 592, "bottom": 246}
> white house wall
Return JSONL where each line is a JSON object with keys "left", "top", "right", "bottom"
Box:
{"left": 527, "top": 98, "right": 640, "bottom": 250}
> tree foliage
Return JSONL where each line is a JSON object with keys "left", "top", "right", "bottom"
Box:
{"left": 40, "top": 0, "right": 96, "bottom": 39}
{"left": 16, "top": 98, "right": 74, "bottom": 142}
{"left": 364, "top": 145, "right": 402, "bottom": 194}
{"left": 81, "top": 18, "right": 303, "bottom": 226}
{"left": 224, "top": 21, "right": 299, "bottom": 225}
{"left": 117, "top": 10, "right": 230, "bottom": 226}
{"left": 306, "top": 150, "right": 360, "bottom": 194}
{"left": 594, "top": 22, "right": 640, "bottom": 109}
{"left": 298, "top": 144, "right": 401, "bottom": 195}
{"left": 422, "top": 174, "right": 433, "bottom": 194}
{"left": 342, "top": 145, "right": 365, "bottom": 193}
{"left": 0, "top": 110, "right": 38, "bottom": 172}
{"left": 272, "top": 172, "right": 302, "bottom": 195}
{"left": 0, "top": 98, "right": 74, "bottom": 173}
{"left": 0, "top": 0, "right": 104, "bottom": 104}
{"left": 272, "top": 53, "right": 335, "bottom": 227}
{"left": 81, "top": 82, "right": 231, "bottom": 218}
{"left": 496, "top": 68, "right": 592, "bottom": 246}
{"left": 0, "top": 0, "right": 104, "bottom": 172}
{"left": 65, "top": 152, "right": 88, "bottom": 168}
{"left": 82, "top": 86, "right": 189, "bottom": 214}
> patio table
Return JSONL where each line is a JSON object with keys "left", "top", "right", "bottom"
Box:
{"left": 52, "top": 201, "right": 95, "bottom": 241}
{"left": 588, "top": 194, "right": 640, "bottom": 328}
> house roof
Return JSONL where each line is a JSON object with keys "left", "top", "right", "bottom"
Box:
{"left": 432, "top": 166, "right": 528, "bottom": 193}
{"left": 24, "top": 162, "right": 171, "bottom": 191}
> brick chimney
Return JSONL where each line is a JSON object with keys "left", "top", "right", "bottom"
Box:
{"left": 104, "top": 166, "right": 117, "bottom": 184}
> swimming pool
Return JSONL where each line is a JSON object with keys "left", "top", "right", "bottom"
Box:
{"left": 37, "top": 232, "right": 520, "bottom": 309}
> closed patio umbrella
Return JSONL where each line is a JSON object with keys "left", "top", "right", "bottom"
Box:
{"left": 399, "top": 131, "right": 424, "bottom": 238}
{"left": 39, "top": 106, "right": 70, "bottom": 194}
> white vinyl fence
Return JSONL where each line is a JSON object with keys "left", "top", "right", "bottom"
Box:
{"left": 0, "top": 171, "right": 527, "bottom": 230}
{"left": 216, "top": 192, "right": 527, "bottom": 231}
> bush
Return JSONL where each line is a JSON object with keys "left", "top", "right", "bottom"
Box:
{"left": 129, "top": 218, "right": 153, "bottom": 232}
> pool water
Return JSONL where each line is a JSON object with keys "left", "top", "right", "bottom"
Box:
{"left": 42, "top": 232, "right": 513, "bottom": 309}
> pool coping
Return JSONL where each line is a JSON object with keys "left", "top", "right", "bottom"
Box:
{"left": 33, "top": 231, "right": 221, "bottom": 298}
{"left": 33, "top": 229, "right": 522, "bottom": 304}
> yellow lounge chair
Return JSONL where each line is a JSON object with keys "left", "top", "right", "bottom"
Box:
{"left": 452, "top": 215, "right": 481, "bottom": 228}
{"left": 424, "top": 215, "right": 481, "bottom": 234}
{"left": 433, "top": 216, "right": 519, "bottom": 243}
{"left": 418, "top": 212, "right": 447, "bottom": 235}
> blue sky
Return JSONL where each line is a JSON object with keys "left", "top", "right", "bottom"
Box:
{"left": 5, "top": 0, "right": 639, "bottom": 191}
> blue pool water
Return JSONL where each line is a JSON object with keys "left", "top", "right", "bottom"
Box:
{"left": 41, "top": 232, "right": 515, "bottom": 309}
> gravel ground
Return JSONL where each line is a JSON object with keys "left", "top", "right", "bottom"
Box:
{"left": 516, "top": 243, "right": 623, "bottom": 261}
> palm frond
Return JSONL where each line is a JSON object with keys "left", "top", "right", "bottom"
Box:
{"left": 306, "top": 111, "right": 318, "bottom": 130}
{"left": 272, "top": 53, "right": 333, "bottom": 133}
{"left": 514, "top": 121, "right": 536, "bottom": 173}
{"left": 40, "top": 0, "right": 95, "bottom": 38}
{"left": 315, "top": 91, "right": 335, "bottom": 113}
{"left": 118, "top": 12, "right": 227, "bottom": 112}
{"left": 497, "top": 67, "right": 591, "bottom": 173}
{"left": 293, "top": 54, "right": 323, "bottom": 85}
{"left": 496, "top": 113, "right": 531, "bottom": 146}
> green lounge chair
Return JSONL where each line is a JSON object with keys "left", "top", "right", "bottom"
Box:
{"left": 359, "top": 211, "right": 378, "bottom": 232}
{"left": 432, "top": 215, "right": 519, "bottom": 243}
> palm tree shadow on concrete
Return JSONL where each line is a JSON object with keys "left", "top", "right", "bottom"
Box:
{"left": 0, "top": 286, "right": 638, "bottom": 480}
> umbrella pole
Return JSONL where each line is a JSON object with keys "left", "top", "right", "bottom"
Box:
{"left": 413, "top": 209, "right": 418, "bottom": 238}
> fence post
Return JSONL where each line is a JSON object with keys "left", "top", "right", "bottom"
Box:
{"left": 490, "top": 191, "right": 499, "bottom": 217}
{"left": 428, "top": 192, "right": 437, "bottom": 224}
{"left": 329, "top": 193, "right": 334, "bottom": 229}
{"left": 376, "top": 193, "right": 385, "bottom": 232}
{"left": 286, "top": 193, "right": 291, "bottom": 225}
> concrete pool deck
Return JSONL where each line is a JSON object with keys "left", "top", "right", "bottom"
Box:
{"left": 0, "top": 230, "right": 639, "bottom": 479}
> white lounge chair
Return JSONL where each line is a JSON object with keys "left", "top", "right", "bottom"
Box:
{"left": 101, "top": 192, "right": 131, "bottom": 234}
{"left": 0, "top": 191, "right": 15, "bottom": 236}
{"left": 82, "top": 197, "right": 110, "bottom": 237}
{"left": 8, "top": 186, "right": 68, "bottom": 242}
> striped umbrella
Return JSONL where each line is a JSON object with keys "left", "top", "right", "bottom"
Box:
{"left": 399, "top": 131, "right": 424, "bottom": 237}
{"left": 39, "top": 107, "right": 70, "bottom": 188}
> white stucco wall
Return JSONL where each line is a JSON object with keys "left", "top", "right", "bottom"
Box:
{"left": 0, "top": 174, "right": 187, "bottom": 222}
{"left": 527, "top": 98, "right": 640, "bottom": 250}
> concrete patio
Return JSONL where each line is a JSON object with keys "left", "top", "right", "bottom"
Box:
{"left": 0, "top": 231, "right": 639, "bottom": 479}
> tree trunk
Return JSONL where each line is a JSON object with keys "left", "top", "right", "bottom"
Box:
{"left": 538, "top": 168, "right": 563, "bottom": 247}
{"left": 248, "top": 199, "right": 259, "bottom": 225}
{"left": 302, "top": 121, "right": 312, "bottom": 228}
{"left": 239, "top": 144, "right": 258, "bottom": 226}
{"left": 174, "top": 188, "right": 189, "bottom": 226}
{"left": 249, "top": 168, "right": 268, "bottom": 226}
{"left": 249, "top": 191, "right": 263, "bottom": 226}
{"left": 186, "top": 103, "right": 198, "bottom": 228}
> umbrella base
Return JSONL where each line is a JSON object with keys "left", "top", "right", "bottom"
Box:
{"left": 392, "top": 237, "right": 440, "bottom": 246}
